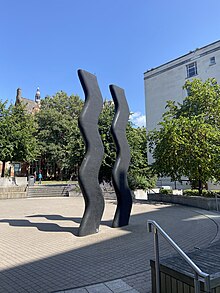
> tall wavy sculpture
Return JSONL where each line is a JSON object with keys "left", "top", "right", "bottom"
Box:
{"left": 77, "top": 69, "right": 105, "bottom": 236}
{"left": 110, "top": 85, "right": 133, "bottom": 228}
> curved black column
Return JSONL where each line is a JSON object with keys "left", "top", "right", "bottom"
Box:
{"left": 110, "top": 85, "right": 133, "bottom": 228}
{"left": 77, "top": 69, "right": 105, "bottom": 236}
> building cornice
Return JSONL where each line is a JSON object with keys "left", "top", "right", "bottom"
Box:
{"left": 144, "top": 40, "right": 220, "bottom": 80}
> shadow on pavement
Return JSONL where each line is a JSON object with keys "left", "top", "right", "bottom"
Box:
{"left": 0, "top": 202, "right": 218, "bottom": 293}
{"left": 0, "top": 219, "right": 79, "bottom": 235}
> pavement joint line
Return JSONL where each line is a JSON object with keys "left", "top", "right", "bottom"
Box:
{"left": 192, "top": 208, "right": 220, "bottom": 243}
{"left": 0, "top": 197, "right": 220, "bottom": 293}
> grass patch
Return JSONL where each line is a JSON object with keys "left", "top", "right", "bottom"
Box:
{"left": 38, "top": 180, "right": 78, "bottom": 185}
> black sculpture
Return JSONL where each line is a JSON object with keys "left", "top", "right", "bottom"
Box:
{"left": 77, "top": 69, "right": 105, "bottom": 237}
{"left": 110, "top": 85, "right": 133, "bottom": 227}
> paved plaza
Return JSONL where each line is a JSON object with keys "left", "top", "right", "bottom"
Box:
{"left": 0, "top": 197, "right": 220, "bottom": 293}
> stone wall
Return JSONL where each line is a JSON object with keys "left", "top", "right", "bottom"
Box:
{"left": 0, "top": 186, "right": 27, "bottom": 199}
{"left": 0, "top": 177, "right": 27, "bottom": 187}
{"left": 148, "top": 193, "right": 220, "bottom": 211}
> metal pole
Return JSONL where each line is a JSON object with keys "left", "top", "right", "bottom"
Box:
{"left": 204, "top": 275, "right": 211, "bottom": 293}
{"left": 194, "top": 272, "right": 200, "bottom": 293}
{"left": 215, "top": 194, "right": 219, "bottom": 212}
{"left": 154, "top": 227, "right": 160, "bottom": 293}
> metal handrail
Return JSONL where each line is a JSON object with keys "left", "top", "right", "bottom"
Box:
{"left": 147, "top": 220, "right": 210, "bottom": 293}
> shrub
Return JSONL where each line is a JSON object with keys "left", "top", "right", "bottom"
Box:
{"left": 183, "top": 189, "right": 220, "bottom": 198}
{"left": 128, "top": 173, "right": 156, "bottom": 191}
{"left": 159, "top": 188, "right": 171, "bottom": 195}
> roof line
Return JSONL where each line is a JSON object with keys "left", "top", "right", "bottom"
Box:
{"left": 144, "top": 39, "right": 220, "bottom": 75}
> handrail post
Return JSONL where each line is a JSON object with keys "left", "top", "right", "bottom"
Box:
{"left": 204, "top": 275, "right": 211, "bottom": 293}
{"left": 154, "top": 227, "right": 161, "bottom": 293}
{"left": 194, "top": 272, "right": 200, "bottom": 293}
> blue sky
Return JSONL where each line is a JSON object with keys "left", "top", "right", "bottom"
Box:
{"left": 0, "top": 0, "right": 220, "bottom": 126}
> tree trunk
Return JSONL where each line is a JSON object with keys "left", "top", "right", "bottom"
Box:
{"left": 1, "top": 161, "right": 6, "bottom": 177}
{"left": 198, "top": 179, "right": 202, "bottom": 196}
{"left": 60, "top": 168, "right": 63, "bottom": 181}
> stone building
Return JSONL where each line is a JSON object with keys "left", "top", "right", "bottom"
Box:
{"left": 15, "top": 87, "right": 41, "bottom": 114}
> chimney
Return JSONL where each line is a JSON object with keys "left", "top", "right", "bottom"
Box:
{"left": 16, "top": 88, "right": 22, "bottom": 105}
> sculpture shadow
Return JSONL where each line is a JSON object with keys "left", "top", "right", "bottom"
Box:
{"left": 0, "top": 204, "right": 216, "bottom": 293}
{"left": 27, "top": 214, "right": 81, "bottom": 224}
{"left": 26, "top": 214, "right": 113, "bottom": 228}
{"left": 0, "top": 219, "right": 78, "bottom": 235}
{"left": 0, "top": 214, "right": 114, "bottom": 237}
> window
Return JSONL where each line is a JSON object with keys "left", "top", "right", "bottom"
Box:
{"left": 186, "top": 62, "right": 197, "bottom": 78}
{"left": 210, "top": 56, "right": 216, "bottom": 65}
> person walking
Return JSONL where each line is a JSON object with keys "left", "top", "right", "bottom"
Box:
{"left": 34, "top": 171, "right": 37, "bottom": 184}
{"left": 38, "top": 171, "right": 42, "bottom": 184}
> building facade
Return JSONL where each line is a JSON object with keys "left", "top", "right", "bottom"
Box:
{"left": 144, "top": 40, "right": 220, "bottom": 189}
{"left": 144, "top": 40, "right": 220, "bottom": 165}
{"left": 15, "top": 87, "right": 41, "bottom": 114}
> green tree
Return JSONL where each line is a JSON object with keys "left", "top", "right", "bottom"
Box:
{"left": 36, "top": 93, "right": 155, "bottom": 188}
{"left": 148, "top": 78, "right": 220, "bottom": 195}
{"left": 0, "top": 100, "right": 38, "bottom": 177}
{"left": 98, "top": 101, "right": 155, "bottom": 189}
{"left": 36, "top": 91, "right": 84, "bottom": 179}
{"left": 127, "top": 126, "right": 156, "bottom": 190}
{"left": 98, "top": 101, "right": 116, "bottom": 182}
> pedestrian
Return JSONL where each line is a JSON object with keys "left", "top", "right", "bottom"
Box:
{"left": 38, "top": 171, "right": 42, "bottom": 184}
{"left": 34, "top": 171, "right": 37, "bottom": 183}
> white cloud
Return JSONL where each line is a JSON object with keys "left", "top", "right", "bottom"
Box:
{"left": 129, "top": 112, "right": 146, "bottom": 127}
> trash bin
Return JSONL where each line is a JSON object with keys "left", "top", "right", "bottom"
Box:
{"left": 28, "top": 175, "right": 35, "bottom": 186}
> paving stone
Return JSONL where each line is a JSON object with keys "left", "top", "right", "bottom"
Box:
{"left": 85, "top": 283, "right": 113, "bottom": 292}
{"left": 0, "top": 197, "right": 219, "bottom": 293}
{"left": 105, "top": 279, "right": 132, "bottom": 292}
{"left": 64, "top": 288, "right": 88, "bottom": 293}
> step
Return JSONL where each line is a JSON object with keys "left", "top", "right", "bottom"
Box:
{"left": 0, "top": 186, "right": 26, "bottom": 193}
{"left": 27, "top": 185, "right": 69, "bottom": 197}
{"left": 0, "top": 192, "right": 27, "bottom": 199}
{"left": 151, "top": 241, "right": 220, "bottom": 292}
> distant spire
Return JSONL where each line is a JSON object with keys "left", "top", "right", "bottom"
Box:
{"left": 15, "top": 88, "right": 22, "bottom": 105}
{"left": 35, "top": 87, "right": 41, "bottom": 104}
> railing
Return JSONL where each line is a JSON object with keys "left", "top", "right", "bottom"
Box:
{"left": 147, "top": 220, "right": 211, "bottom": 293}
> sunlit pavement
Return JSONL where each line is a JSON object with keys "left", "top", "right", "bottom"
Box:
{"left": 0, "top": 197, "right": 219, "bottom": 293}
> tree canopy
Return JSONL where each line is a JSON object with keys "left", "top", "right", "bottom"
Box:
{"left": 148, "top": 78, "right": 220, "bottom": 193}
{"left": 36, "top": 91, "right": 84, "bottom": 179}
{"left": 98, "top": 101, "right": 155, "bottom": 189}
{"left": 98, "top": 101, "right": 116, "bottom": 182}
{"left": 0, "top": 100, "right": 38, "bottom": 177}
{"left": 1, "top": 91, "right": 155, "bottom": 190}
{"left": 127, "top": 125, "right": 156, "bottom": 190}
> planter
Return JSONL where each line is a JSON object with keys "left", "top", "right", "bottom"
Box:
{"left": 0, "top": 177, "right": 15, "bottom": 186}
{"left": 0, "top": 177, "right": 27, "bottom": 187}
{"left": 148, "top": 193, "right": 220, "bottom": 211}
{"left": 134, "top": 189, "right": 148, "bottom": 200}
